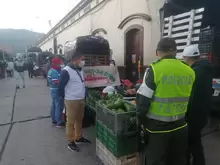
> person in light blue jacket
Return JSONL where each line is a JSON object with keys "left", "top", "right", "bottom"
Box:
{"left": 48, "top": 57, "right": 64, "bottom": 128}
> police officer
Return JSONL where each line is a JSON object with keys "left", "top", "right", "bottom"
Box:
{"left": 136, "top": 38, "right": 195, "bottom": 165}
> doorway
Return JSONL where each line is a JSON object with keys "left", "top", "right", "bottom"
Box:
{"left": 125, "top": 27, "right": 143, "bottom": 82}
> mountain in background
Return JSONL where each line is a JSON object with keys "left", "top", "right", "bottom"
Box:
{"left": 0, "top": 29, "right": 44, "bottom": 55}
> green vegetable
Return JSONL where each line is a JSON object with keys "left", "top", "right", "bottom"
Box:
{"left": 124, "top": 102, "right": 133, "bottom": 112}
{"left": 114, "top": 99, "right": 125, "bottom": 108}
{"left": 106, "top": 103, "right": 117, "bottom": 110}
{"left": 106, "top": 98, "right": 124, "bottom": 110}
{"left": 117, "top": 108, "right": 125, "bottom": 113}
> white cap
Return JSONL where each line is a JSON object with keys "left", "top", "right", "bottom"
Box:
{"left": 183, "top": 45, "right": 200, "bottom": 57}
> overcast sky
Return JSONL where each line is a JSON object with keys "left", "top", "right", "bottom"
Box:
{"left": 0, "top": 0, "right": 80, "bottom": 33}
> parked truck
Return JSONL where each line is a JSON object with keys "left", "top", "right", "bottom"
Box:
{"left": 27, "top": 47, "right": 53, "bottom": 77}
{"left": 160, "top": 1, "right": 220, "bottom": 116}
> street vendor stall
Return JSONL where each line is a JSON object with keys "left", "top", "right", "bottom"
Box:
{"left": 63, "top": 35, "right": 140, "bottom": 165}
{"left": 85, "top": 72, "right": 140, "bottom": 165}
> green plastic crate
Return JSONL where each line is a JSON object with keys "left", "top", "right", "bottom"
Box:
{"left": 96, "top": 120, "right": 138, "bottom": 158}
{"left": 102, "top": 125, "right": 108, "bottom": 146}
{"left": 107, "top": 130, "right": 139, "bottom": 157}
{"left": 96, "top": 102, "right": 137, "bottom": 136}
{"left": 96, "top": 121, "right": 104, "bottom": 142}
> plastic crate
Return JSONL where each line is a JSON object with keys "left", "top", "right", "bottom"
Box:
{"left": 96, "top": 121, "right": 104, "bottom": 142}
{"left": 96, "top": 156, "right": 104, "bottom": 165}
{"left": 199, "top": 27, "right": 220, "bottom": 44}
{"left": 96, "top": 102, "right": 137, "bottom": 135}
{"left": 199, "top": 43, "right": 213, "bottom": 55}
{"left": 199, "top": 43, "right": 220, "bottom": 57}
{"left": 96, "top": 122, "right": 139, "bottom": 157}
{"left": 106, "top": 129, "right": 139, "bottom": 157}
{"left": 96, "top": 139, "right": 139, "bottom": 165}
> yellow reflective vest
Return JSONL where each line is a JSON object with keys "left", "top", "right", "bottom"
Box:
{"left": 148, "top": 59, "right": 195, "bottom": 125}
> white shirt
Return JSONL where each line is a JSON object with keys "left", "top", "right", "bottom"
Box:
{"left": 7, "top": 62, "right": 14, "bottom": 70}
{"left": 63, "top": 66, "right": 85, "bottom": 100}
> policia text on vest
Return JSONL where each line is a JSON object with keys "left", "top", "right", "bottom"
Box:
{"left": 161, "top": 75, "right": 194, "bottom": 85}
{"left": 137, "top": 59, "right": 195, "bottom": 165}
{"left": 147, "top": 60, "right": 195, "bottom": 124}
{"left": 137, "top": 38, "right": 195, "bottom": 165}
{"left": 153, "top": 74, "right": 194, "bottom": 122}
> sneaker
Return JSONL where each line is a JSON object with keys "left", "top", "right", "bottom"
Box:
{"left": 56, "top": 122, "right": 65, "bottom": 128}
{"left": 75, "top": 137, "right": 91, "bottom": 144}
{"left": 67, "top": 141, "right": 80, "bottom": 152}
{"left": 52, "top": 121, "right": 57, "bottom": 126}
{"left": 16, "top": 86, "right": 20, "bottom": 89}
{"left": 23, "top": 85, "right": 25, "bottom": 88}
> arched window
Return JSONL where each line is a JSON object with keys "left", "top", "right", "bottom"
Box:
{"left": 49, "top": 48, "right": 53, "bottom": 53}
{"left": 58, "top": 44, "right": 63, "bottom": 54}
{"left": 118, "top": 13, "right": 151, "bottom": 29}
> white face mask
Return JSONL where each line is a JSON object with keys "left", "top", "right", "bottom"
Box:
{"left": 110, "top": 64, "right": 114, "bottom": 66}
{"left": 79, "top": 60, "right": 85, "bottom": 68}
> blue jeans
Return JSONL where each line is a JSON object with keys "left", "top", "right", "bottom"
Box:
{"left": 50, "top": 93, "right": 64, "bottom": 125}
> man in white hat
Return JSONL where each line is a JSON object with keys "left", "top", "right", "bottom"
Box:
{"left": 183, "top": 45, "right": 213, "bottom": 165}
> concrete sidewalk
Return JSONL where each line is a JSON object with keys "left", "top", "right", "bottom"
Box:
{"left": 0, "top": 76, "right": 96, "bottom": 165}
{"left": 0, "top": 75, "right": 219, "bottom": 165}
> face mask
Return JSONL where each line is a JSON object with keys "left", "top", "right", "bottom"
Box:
{"left": 79, "top": 60, "right": 85, "bottom": 68}
{"left": 60, "top": 64, "right": 65, "bottom": 68}
{"left": 110, "top": 64, "right": 114, "bottom": 66}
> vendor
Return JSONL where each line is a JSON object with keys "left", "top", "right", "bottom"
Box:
{"left": 58, "top": 46, "right": 91, "bottom": 152}
{"left": 109, "top": 60, "right": 116, "bottom": 66}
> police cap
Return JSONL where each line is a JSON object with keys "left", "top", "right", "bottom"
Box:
{"left": 157, "top": 38, "right": 177, "bottom": 52}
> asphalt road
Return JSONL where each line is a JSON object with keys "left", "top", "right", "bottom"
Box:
{"left": 0, "top": 73, "right": 219, "bottom": 165}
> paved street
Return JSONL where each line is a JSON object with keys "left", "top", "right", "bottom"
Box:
{"left": 0, "top": 74, "right": 96, "bottom": 165}
{"left": 0, "top": 74, "right": 219, "bottom": 165}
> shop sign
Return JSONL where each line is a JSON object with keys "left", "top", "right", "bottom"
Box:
{"left": 83, "top": 66, "right": 121, "bottom": 87}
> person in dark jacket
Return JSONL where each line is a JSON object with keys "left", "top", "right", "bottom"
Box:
{"left": 0, "top": 60, "right": 3, "bottom": 78}
{"left": 27, "top": 57, "right": 34, "bottom": 78}
{"left": 46, "top": 57, "right": 51, "bottom": 86}
{"left": 0, "top": 60, "right": 7, "bottom": 78}
{"left": 183, "top": 45, "right": 213, "bottom": 165}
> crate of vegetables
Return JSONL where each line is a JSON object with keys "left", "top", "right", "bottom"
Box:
{"left": 86, "top": 89, "right": 102, "bottom": 111}
{"left": 96, "top": 93, "right": 137, "bottom": 135}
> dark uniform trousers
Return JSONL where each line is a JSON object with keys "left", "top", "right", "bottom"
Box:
{"left": 187, "top": 126, "right": 206, "bottom": 165}
{"left": 144, "top": 126, "right": 188, "bottom": 165}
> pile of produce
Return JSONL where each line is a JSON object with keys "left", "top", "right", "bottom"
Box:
{"left": 100, "top": 93, "right": 135, "bottom": 113}
{"left": 129, "top": 100, "right": 136, "bottom": 105}
{"left": 117, "top": 79, "right": 142, "bottom": 97}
